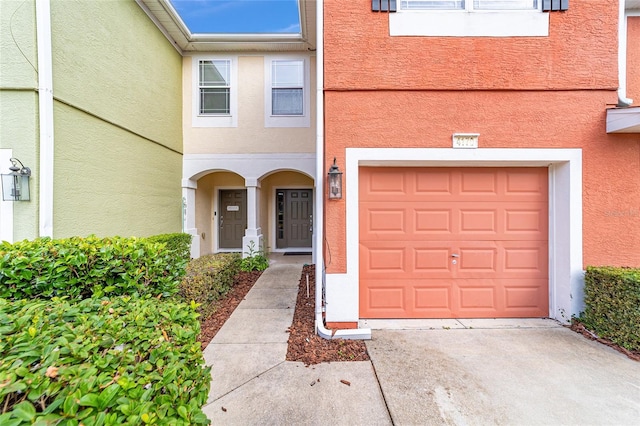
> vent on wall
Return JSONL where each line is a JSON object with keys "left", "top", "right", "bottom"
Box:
{"left": 542, "top": 0, "right": 569, "bottom": 11}
{"left": 372, "top": 0, "right": 397, "bottom": 12}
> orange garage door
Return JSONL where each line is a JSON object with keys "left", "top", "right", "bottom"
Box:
{"left": 359, "top": 167, "right": 548, "bottom": 319}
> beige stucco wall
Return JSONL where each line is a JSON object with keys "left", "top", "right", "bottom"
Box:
{"left": 182, "top": 54, "right": 316, "bottom": 154}
{"left": 0, "top": 0, "right": 39, "bottom": 240}
{"left": 49, "top": 0, "right": 183, "bottom": 238}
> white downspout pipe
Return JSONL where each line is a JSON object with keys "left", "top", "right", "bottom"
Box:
{"left": 36, "top": 0, "right": 54, "bottom": 237}
{"left": 314, "top": 0, "right": 371, "bottom": 340}
{"left": 618, "top": 0, "right": 633, "bottom": 106}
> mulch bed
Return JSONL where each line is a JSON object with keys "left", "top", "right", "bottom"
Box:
{"left": 197, "top": 264, "right": 369, "bottom": 365}
{"left": 285, "top": 265, "right": 370, "bottom": 365}
{"left": 569, "top": 321, "right": 640, "bottom": 362}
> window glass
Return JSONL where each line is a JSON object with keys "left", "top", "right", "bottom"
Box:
{"left": 401, "top": 0, "right": 464, "bottom": 9}
{"left": 474, "top": 0, "right": 537, "bottom": 9}
{"left": 271, "top": 60, "right": 303, "bottom": 116}
{"left": 199, "top": 60, "right": 230, "bottom": 115}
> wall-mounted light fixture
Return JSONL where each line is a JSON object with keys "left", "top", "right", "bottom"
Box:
{"left": 1, "top": 158, "right": 31, "bottom": 201}
{"left": 327, "top": 157, "right": 343, "bottom": 200}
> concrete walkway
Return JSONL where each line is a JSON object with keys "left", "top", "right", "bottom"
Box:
{"left": 201, "top": 254, "right": 391, "bottom": 424}
{"left": 202, "top": 255, "right": 640, "bottom": 425}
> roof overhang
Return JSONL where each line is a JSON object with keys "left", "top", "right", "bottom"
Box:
{"left": 606, "top": 107, "right": 640, "bottom": 133}
{"left": 136, "top": 0, "right": 316, "bottom": 53}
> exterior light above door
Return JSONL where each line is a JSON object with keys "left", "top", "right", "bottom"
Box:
{"left": 327, "top": 158, "right": 343, "bottom": 200}
{"left": 1, "top": 158, "right": 31, "bottom": 201}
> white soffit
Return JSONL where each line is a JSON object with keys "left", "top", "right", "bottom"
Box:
{"left": 137, "top": 0, "right": 316, "bottom": 53}
{"left": 606, "top": 107, "right": 640, "bottom": 133}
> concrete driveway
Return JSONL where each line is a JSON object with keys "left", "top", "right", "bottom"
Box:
{"left": 364, "top": 319, "right": 640, "bottom": 425}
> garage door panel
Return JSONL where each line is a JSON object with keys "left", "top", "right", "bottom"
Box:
{"left": 359, "top": 167, "right": 549, "bottom": 319}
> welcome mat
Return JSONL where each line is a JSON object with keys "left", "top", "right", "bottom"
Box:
{"left": 283, "top": 252, "right": 312, "bottom": 256}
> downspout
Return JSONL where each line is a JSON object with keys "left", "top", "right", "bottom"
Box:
{"left": 36, "top": 0, "right": 54, "bottom": 237}
{"left": 618, "top": 0, "right": 633, "bottom": 106}
{"left": 314, "top": 0, "right": 371, "bottom": 340}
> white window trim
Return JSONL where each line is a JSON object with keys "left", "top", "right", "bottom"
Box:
{"left": 390, "top": 7, "right": 549, "bottom": 37}
{"left": 264, "top": 55, "right": 311, "bottom": 128}
{"left": 192, "top": 54, "right": 238, "bottom": 128}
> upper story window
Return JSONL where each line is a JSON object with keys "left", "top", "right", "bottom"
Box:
{"left": 401, "top": 0, "right": 537, "bottom": 10}
{"left": 272, "top": 60, "right": 304, "bottom": 116}
{"left": 199, "top": 60, "right": 230, "bottom": 115}
{"left": 265, "top": 56, "right": 310, "bottom": 128}
{"left": 192, "top": 55, "right": 237, "bottom": 128}
{"left": 390, "top": 0, "right": 548, "bottom": 37}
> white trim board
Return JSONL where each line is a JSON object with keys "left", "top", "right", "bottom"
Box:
{"left": 324, "top": 148, "right": 583, "bottom": 324}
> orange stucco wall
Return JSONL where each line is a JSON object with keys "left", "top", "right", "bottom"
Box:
{"left": 628, "top": 17, "right": 640, "bottom": 104}
{"left": 324, "top": 1, "right": 618, "bottom": 91}
{"left": 323, "top": 1, "right": 640, "bottom": 273}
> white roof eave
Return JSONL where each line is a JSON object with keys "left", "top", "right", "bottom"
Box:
{"left": 606, "top": 107, "right": 640, "bottom": 134}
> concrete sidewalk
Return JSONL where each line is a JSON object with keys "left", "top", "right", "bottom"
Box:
{"left": 201, "top": 255, "right": 391, "bottom": 424}
{"left": 201, "top": 255, "right": 640, "bottom": 425}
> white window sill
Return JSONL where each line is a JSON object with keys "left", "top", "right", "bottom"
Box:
{"left": 389, "top": 10, "right": 549, "bottom": 37}
{"left": 192, "top": 114, "right": 237, "bottom": 128}
{"left": 265, "top": 114, "right": 310, "bottom": 128}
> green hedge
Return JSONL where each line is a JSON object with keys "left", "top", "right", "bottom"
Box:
{"left": 180, "top": 253, "right": 241, "bottom": 318}
{"left": 0, "top": 236, "right": 187, "bottom": 301}
{"left": 0, "top": 296, "right": 210, "bottom": 425}
{"left": 146, "top": 233, "right": 192, "bottom": 262}
{"left": 582, "top": 266, "right": 640, "bottom": 351}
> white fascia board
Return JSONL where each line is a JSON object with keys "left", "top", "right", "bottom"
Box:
{"left": 606, "top": 107, "right": 640, "bottom": 133}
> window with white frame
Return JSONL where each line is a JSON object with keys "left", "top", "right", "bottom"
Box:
{"left": 192, "top": 55, "right": 237, "bottom": 128}
{"left": 265, "top": 57, "right": 310, "bottom": 128}
{"left": 401, "top": 0, "right": 538, "bottom": 10}
{"left": 199, "top": 60, "right": 230, "bottom": 115}
{"left": 391, "top": 0, "right": 548, "bottom": 37}
{"left": 271, "top": 60, "right": 304, "bottom": 116}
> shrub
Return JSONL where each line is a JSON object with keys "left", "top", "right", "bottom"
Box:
{"left": 0, "top": 296, "right": 210, "bottom": 425}
{"left": 239, "top": 241, "right": 269, "bottom": 272}
{"left": 581, "top": 266, "right": 640, "bottom": 351}
{"left": 0, "top": 236, "right": 187, "bottom": 301}
{"left": 180, "top": 253, "right": 241, "bottom": 318}
{"left": 146, "top": 233, "right": 192, "bottom": 262}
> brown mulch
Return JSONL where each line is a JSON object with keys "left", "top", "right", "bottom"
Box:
{"left": 569, "top": 321, "right": 640, "bottom": 362}
{"left": 285, "top": 265, "right": 370, "bottom": 365}
{"left": 197, "top": 270, "right": 263, "bottom": 350}
{"left": 197, "top": 264, "right": 369, "bottom": 365}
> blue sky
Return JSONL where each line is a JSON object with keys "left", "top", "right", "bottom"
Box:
{"left": 169, "top": 0, "right": 301, "bottom": 33}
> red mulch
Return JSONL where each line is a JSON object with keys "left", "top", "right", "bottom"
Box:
{"left": 285, "top": 265, "right": 369, "bottom": 365}
{"left": 569, "top": 321, "right": 640, "bottom": 362}
{"left": 197, "top": 264, "right": 369, "bottom": 365}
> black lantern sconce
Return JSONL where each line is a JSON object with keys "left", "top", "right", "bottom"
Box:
{"left": 327, "top": 157, "right": 343, "bottom": 200}
{"left": 1, "top": 158, "right": 31, "bottom": 201}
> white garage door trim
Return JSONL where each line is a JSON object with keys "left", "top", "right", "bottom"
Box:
{"left": 324, "top": 148, "right": 583, "bottom": 324}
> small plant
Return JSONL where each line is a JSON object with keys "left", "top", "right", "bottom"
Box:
{"left": 239, "top": 241, "right": 269, "bottom": 272}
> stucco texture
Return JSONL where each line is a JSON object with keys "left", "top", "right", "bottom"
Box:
{"left": 47, "top": 0, "right": 183, "bottom": 238}
{"left": 324, "top": 91, "right": 640, "bottom": 272}
{"left": 182, "top": 55, "right": 316, "bottom": 155}
{"left": 53, "top": 103, "right": 182, "bottom": 238}
{"left": 324, "top": 0, "right": 617, "bottom": 91}
{"left": 0, "top": 0, "right": 39, "bottom": 240}
{"left": 628, "top": 16, "right": 640, "bottom": 104}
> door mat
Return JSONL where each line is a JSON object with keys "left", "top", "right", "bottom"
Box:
{"left": 283, "top": 252, "right": 312, "bottom": 256}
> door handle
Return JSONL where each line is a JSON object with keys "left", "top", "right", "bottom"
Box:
{"left": 451, "top": 254, "right": 460, "bottom": 258}
{"left": 220, "top": 217, "right": 224, "bottom": 228}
